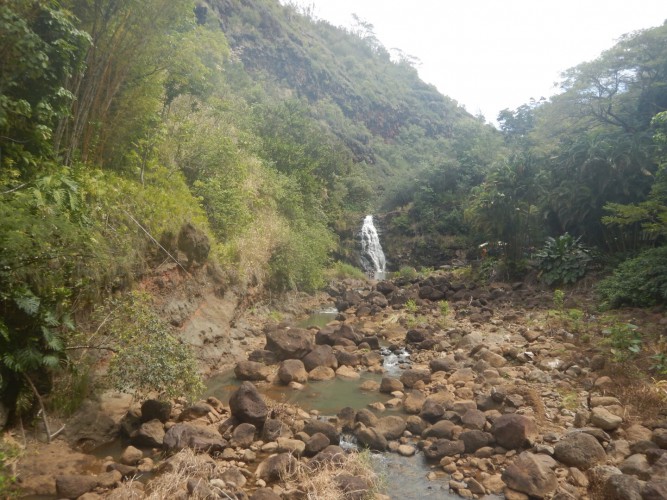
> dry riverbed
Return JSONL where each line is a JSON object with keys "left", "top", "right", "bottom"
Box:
{"left": 9, "top": 270, "right": 667, "bottom": 499}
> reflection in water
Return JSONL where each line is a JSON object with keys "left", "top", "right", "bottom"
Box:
{"left": 205, "top": 370, "right": 385, "bottom": 416}
{"left": 373, "top": 453, "right": 461, "bottom": 499}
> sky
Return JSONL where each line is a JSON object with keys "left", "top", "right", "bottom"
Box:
{"left": 285, "top": 0, "right": 667, "bottom": 123}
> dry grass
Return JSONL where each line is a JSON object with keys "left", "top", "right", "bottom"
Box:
{"left": 283, "top": 449, "right": 382, "bottom": 500}
{"left": 612, "top": 373, "right": 667, "bottom": 422}
{"left": 110, "top": 448, "right": 225, "bottom": 500}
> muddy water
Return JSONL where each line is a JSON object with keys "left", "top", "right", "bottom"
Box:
{"left": 294, "top": 307, "right": 339, "bottom": 329}
{"left": 205, "top": 370, "right": 385, "bottom": 415}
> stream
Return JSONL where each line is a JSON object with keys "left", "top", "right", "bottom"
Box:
{"left": 205, "top": 308, "right": 466, "bottom": 500}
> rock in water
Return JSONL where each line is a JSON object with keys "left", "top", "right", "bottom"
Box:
{"left": 229, "top": 382, "right": 269, "bottom": 427}
{"left": 265, "top": 327, "right": 314, "bottom": 360}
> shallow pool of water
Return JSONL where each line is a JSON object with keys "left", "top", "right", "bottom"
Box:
{"left": 374, "top": 453, "right": 461, "bottom": 499}
{"left": 294, "top": 308, "right": 339, "bottom": 329}
{"left": 205, "top": 370, "right": 386, "bottom": 416}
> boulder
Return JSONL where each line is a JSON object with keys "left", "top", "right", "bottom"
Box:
{"left": 265, "top": 327, "right": 314, "bottom": 360}
{"left": 310, "top": 445, "right": 347, "bottom": 467}
{"left": 652, "top": 428, "right": 667, "bottom": 449}
{"left": 302, "top": 345, "right": 338, "bottom": 372}
{"left": 335, "top": 350, "right": 362, "bottom": 367}
{"left": 334, "top": 474, "right": 370, "bottom": 500}
{"left": 423, "top": 420, "right": 457, "bottom": 440}
{"left": 255, "top": 453, "right": 297, "bottom": 483}
{"left": 460, "top": 430, "right": 494, "bottom": 453}
{"left": 379, "top": 377, "right": 403, "bottom": 394}
{"left": 248, "top": 349, "right": 278, "bottom": 365}
{"left": 336, "top": 365, "right": 360, "bottom": 379}
{"left": 261, "top": 419, "right": 291, "bottom": 442}
{"left": 305, "top": 432, "right": 330, "bottom": 457}
{"left": 590, "top": 406, "right": 623, "bottom": 431}
{"left": 642, "top": 479, "right": 667, "bottom": 500}
{"left": 620, "top": 454, "right": 651, "bottom": 479}
{"left": 501, "top": 452, "right": 558, "bottom": 499}
{"left": 235, "top": 361, "right": 272, "bottom": 381}
{"left": 355, "top": 409, "right": 379, "bottom": 428}
{"left": 230, "top": 423, "right": 257, "bottom": 448}
{"left": 304, "top": 420, "right": 340, "bottom": 445}
{"left": 308, "top": 366, "right": 336, "bottom": 381}
{"left": 400, "top": 369, "right": 431, "bottom": 388}
{"left": 55, "top": 475, "right": 99, "bottom": 499}
{"left": 376, "top": 281, "right": 397, "bottom": 295}
{"left": 554, "top": 432, "right": 606, "bottom": 470}
{"left": 404, "top": 390, "right": 426, "bottom": 414}
{"left": 63, "top": 401, "right": 119, "bottom": 451}
{"left": 429, "top": 356, "right": 459, "bottom": 373}
{"left": 250, "top": 489, "right": 281, "bottom": 500}
{"left": 423, "top": 439, "right": 465, "bottom": 459}
{"left": 178, "top": 403, "right": 213, "bottom": 421}
{"left": 461, "top": 409, "right": 487, "bottom": 430}
{"left": 375, "top": 416, "right": 407, "bottom": 440}
{"left": 140, "top": 399, "right": 171, "bottom": 423}
{"left": 220, "top": 467, "right": 247, "bottom": 489}
{"left": 177, "top": 222, "right": 209, "bottom": 265}
{"left": 120, "top": 446, "right": 143, "bottom": 466}
{"left": 491, "top": 414, "right": 537, "bottom": 450}
{"left": 356, "top": 426, "right": 387, "bottom": 451}
{"left": 277, "top": 359, "right": 308, "bottom": 385}
{"left": 603, "top": 473, "right": 642, "bottom": 500}
{"left": 229, "top": 382, "right": 269, "bottom": 427}
{"left": 276, "top": 437, "right": 306, "bottom": 456}
{"left": 420, "top": 399, "right": 445, "bottom": 423}
{"left": 406, "top": 415, "right": 428, "bottom": 435}
{"left": 130, "top": 419, "right": 164, "bottom": 448}
{"left": 163, "top": 423, "right": 227, "bottom": 453}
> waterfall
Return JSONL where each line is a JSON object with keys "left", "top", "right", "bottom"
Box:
{"left": 360, "top": 215, "right": 386, "bottom": 279}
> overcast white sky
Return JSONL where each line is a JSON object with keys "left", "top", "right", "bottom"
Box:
{"left": 285, "top": 0, "right": 667, "bottom": 123}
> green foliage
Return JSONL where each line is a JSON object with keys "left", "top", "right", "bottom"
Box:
{"left": 0, "top": 0, "right": 90, "bottom": 172}
{"left": 99, "top": 292, "right": 203, "bottom": 401}
{"left": 326, "top": 261, "right": 367, "bottom": 281}
{"left": 404, "top": 299, "right": 418, "bottom": 314}
{"left": 536, "top": 234, "right": 591, "bottom": 285}
{"left": 395, "top": 266, "right": 418, "bottom": 280}
{"left": 597, "top": 246, "right": 667, "bottom": 308}
{"left": 0, "top": 438, "right": 19, "bottom": 498}
{"left": 465, "top": 154, "right": 542, "bottom": 266}
{"left": 268, "top": 223, "right": 335, "bottom": 293}
{"left": 601, "top": 323, "right": 643, "bottom": 362}
{"left": 553, "top": 289, "right": 565, "bottom": 311}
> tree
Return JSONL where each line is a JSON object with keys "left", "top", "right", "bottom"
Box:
{"left": 0, "top": 1, "right": 90, "bottom": 175}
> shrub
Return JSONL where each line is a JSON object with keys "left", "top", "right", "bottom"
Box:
{"left": 99, "top": 292, "right": 204, "bottom": 401}
{"left": 536, "top": 233, "right": 591, "bottom": 285}
{"left": 597, "top": 246, "right": 667, "bottom": 308}
{"left": 395, "top": 266, "right": 418, "bottom": 280}
{"left": 601, "top": 323, "right": 643, "bottom": 362}
{"left": 326, "top": 261, "right": 366, "bottom": 281}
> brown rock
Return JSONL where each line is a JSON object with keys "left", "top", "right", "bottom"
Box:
{"left": 501, "top": 452, "right": 558, "bottom": 499}
{"left": 491, "top": 414, "right": 537, "bottom": 450}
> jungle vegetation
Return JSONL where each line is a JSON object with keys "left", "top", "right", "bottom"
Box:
{"left": 0, "top": 0, "right": 665, "bottom": 422}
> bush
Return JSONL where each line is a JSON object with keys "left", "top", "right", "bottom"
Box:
{"left": 99, "top": 292, "right": 204, "bottom": 401}
{"left": 326, "top": 261, "right": 366, "bottom": 281}
{"left": 598, "top": 246, "right": 667, "bottom": 308}
{"left": 536, "top": 234, "right": 591, "bottom": 285}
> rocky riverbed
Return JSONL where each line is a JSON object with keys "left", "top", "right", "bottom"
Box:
{"left": 12, "top": 271, "right": 667, "bottom": 499}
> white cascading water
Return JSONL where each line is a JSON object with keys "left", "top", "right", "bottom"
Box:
{"left": 360, "top": 215, "right": 386, "bottom": 279}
